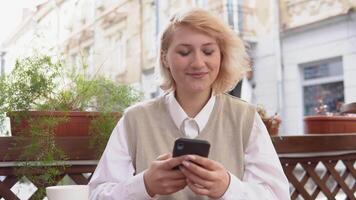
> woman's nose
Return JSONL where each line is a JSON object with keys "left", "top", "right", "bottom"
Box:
{"left": 190, "top": 52, "right": 205, "bottom": 68}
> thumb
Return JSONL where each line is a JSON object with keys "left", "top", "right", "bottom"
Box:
{"left": 156, "top": 153, "right": 172, "bottom": 161}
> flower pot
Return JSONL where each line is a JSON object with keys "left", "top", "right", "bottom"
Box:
{"left": 262, "top": 119, "right": 280, "bottom": 136}
{"left": 304, "top": 115, "right": 356, "bottom": 134}
{"left": 7, "top": 111, "right": 120, "bottom": 137}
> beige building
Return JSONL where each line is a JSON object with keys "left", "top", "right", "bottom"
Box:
{"left": 1, "top": 0, "right": 255, "bottom": 99}
{"left": 2, "top": 0, "right": 356, "bottom": 134}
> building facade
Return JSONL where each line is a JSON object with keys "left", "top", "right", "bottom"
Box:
{"left": 1, "top": 0, "right": 356, "bottom": 135}
{"left": 253, "top": 0, "right": 356, "bottom": 134}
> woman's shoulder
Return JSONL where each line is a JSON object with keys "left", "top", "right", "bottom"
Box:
{"left": 219, "top": 93, "right": 254, "bottom": 108}
{"left": 124, "top": 95, "right": 165, "bottom": 116}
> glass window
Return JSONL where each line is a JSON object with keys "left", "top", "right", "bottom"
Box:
{"left": 303, "top": 59, "right": 343, "bottom": 80}
{"left": 83, "top": 45, "right": 94, "bottom": 75}
{"left": 301, "top": 57, "right": 344, "bottom": 116}
{"left": 195, "top": 0, "right": 208, "bottom": 8}
{"left": 226, "top": 0, "right": 240, "bottom": 32}
{"left": 303, "top": 82, "right": 344, "bottom": 115}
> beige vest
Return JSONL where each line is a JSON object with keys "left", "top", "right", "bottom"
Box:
{"left": 123, "top": 93, "right": 255, "bottom": 200}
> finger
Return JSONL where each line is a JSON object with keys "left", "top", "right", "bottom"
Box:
{"left": 184, "top": 155, "right": 217, "bottom": 171}
{"left": 162, "top": 156, "right": 185, "bottom": 169}
{"left": 181, "top": 160, "right": 215, "bottom": 181}
{"left": 157, "top": 153, "right": 171, "bottom": 161}
{"left": 186, "top": 178, "right": 210, "bottom": 196}
{"left": 165, "top": 170, "right": 186, "bottom": 180}
{"left": 180, "top": 166, "right": 213, "bottom": 189}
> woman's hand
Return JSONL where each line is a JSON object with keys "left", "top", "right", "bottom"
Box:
{"left": 179, "top": 155, "right": 230, "bottom": 199}
{"left": 143, "top": 153, "right": 187, "bottom": 197}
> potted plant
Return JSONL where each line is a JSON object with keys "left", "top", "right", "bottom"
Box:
{"left": 256, "top": 105, "right": 281, "bottom": 136}
{"left": 0, "top": 54, "right": 141, "bottom": 198}
{"left": 304, "top": 99, "right": 356, "bottom": 134}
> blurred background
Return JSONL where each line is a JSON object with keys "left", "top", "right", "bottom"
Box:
{"left": 1, "top": 0, "right": 356, "bottom": 135}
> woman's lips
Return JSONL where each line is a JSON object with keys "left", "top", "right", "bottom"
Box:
{"left": 186, "top": 72, "right": 208, "bottom": 78}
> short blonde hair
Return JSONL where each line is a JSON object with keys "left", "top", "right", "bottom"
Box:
{"left": 158, "top": 8, "right": 251, "bottom": 94}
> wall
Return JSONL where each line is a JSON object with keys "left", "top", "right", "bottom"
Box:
{"left": 281, "top": 12, "right": 356, "bottom": 134}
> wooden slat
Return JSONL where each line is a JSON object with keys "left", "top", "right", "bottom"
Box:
{"left": 303, "top": 162, "right": 334, "bottom": 198}
{"left": 284, "top": 164, "right": 312, "bottom": 199}
{"left": 69, "top": 174, "right": 90, "bottom": 185}
{"left": 324, "top": 162, "right": 356, "bottom": 199}
{"left": 2, "top": 175, "right": 18, "bottom": 189}
{"left": 331, "top": 168, "right": 350, "bottom": 197}
{"left": 271, "top": 134, "right": 356, "bottom": 153}
{"left": 0, "top": 136, "right": 97, "bottom": 162}
{"left": 0, "top": 181, "right": 20, "bottom": 200}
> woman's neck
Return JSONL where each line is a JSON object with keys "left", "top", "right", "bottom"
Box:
{"left": 175, "top": 89, "right": 212, "bottom": 118}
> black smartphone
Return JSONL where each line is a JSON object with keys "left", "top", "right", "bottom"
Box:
{"left": 172, "top": 138, "right": 210, "bottom": 170}
{"left": 172, "top": 138, "right": 210, "bottom": 158}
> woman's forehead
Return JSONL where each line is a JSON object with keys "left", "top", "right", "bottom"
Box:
{"left": 169, "top": 25, "right": 218, "bottom": 47}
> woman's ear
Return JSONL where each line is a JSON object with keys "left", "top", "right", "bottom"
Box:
{"left": 161, "top": 51, "right": 169, "bottom": 69}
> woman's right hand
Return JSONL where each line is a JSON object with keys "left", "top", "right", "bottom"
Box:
{"left": 143, "top": 153, "right": 187, "bottom": 197}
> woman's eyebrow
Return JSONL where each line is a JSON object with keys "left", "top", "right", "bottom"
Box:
{"left": 202, "top": 42, "right": 217, "bottom": 46}
{"left": 176, "top": 42, "right": 217, "bottom": 47}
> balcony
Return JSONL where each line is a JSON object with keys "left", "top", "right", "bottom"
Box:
{"left": 281, "top": 0, "right": 354, "bottom": 30}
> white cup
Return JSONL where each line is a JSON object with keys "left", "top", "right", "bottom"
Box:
{"left": 46, "top": 185, "right": 89, "bottom": 200}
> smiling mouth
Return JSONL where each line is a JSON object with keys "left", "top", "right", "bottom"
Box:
{"left": 187, "top": 72, "right": 208, "bottom": 78}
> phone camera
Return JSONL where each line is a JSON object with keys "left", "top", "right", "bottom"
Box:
{"left": 177, "top": 143, "right": 184, "bottom": 150}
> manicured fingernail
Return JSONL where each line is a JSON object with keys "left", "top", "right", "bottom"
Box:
{"left": 187, "top": 155, "right": 196, "bottom": 160}
{"left": 182, "top": 161, "right": 190, "bottom": 167}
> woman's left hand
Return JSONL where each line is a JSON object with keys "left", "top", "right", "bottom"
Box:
{"left": 179, "top": 155, "right": 230, "bottom": 199}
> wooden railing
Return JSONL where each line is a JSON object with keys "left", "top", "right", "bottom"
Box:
{"left": 0, "top": 134, "right": 356, "bottom": 200}
{"left": 272, "top": 134, "right": 356, "bottom": 200}
{"left": 0, "top": 137, "right": 97, "bottom": 200}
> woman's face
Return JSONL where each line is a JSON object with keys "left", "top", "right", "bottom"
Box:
{"left": 165, "top": 25, "right": 221, "bottom": 96}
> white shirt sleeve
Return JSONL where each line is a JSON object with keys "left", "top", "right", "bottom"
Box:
{"left": 88, "top": 115, "right": 154, "bottom": 200}
{"left": 220, "top": 112, "right": 290, "bottom": 200}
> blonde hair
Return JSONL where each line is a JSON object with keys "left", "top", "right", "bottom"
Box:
{"left": 158, "top": 8, "right": 251, "bottom": 94}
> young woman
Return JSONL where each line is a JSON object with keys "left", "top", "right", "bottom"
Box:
{"left": 89, "top": 8, "right": 290, "bottom": 200}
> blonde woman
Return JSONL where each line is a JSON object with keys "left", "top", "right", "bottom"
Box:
{"left": 89, "top": 8, "right": 290, "bottom": 200}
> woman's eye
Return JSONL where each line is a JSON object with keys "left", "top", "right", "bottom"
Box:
{"left": 178, "top": 51, "right": 190, "bottom": 56}
{"left": 203, "top": 50, "right": 214, "bottom": 55}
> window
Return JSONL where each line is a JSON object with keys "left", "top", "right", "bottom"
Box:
{"left": 71, "top": 53, "right": 79, "bottom": 69}
{"left": 195, "top": 0, "right": 208, "bottom": 8}
{"left": 142, "top": 67, "right": 159, "bottom": 99}
{"left": 301, "top": 58, "right": 344, "bottom": 116}
{"left": 226, "top": 0, "right": 241, "bottom": 32}
{"left": 107, "top": 34, "right": 126, "bottom": 79}
{"left": 83, "top": 45, "right": 94, "bottom": 75}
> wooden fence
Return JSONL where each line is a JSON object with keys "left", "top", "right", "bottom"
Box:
{"left": 0, "top": 134, "right": 355, "bottom": 200}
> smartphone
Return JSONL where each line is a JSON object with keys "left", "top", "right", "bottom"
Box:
{"left": 172, "top": 138, "right": 210, "bottom": 158}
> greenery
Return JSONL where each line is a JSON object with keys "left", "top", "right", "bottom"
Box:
{"left": 0, "top": 54, "right": 141, "bottom": 199}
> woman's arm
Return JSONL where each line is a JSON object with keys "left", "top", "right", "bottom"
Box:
{"left": 88, "top": 116, "right": 153, "bottom": 200}
{"left": 220, "top": 112, "right": 290, "bottom": 199}
{"left": 180, "top": 112, "right": 290, "bottom": 200}
{"left": 88, "top": 115, "right": 187, "bottom": 200}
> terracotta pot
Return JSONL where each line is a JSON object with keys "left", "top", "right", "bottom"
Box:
{"left": 7, "top": 111, "right": 120, "bottom": 137}
{"left": 304, "top": 115, "right": 356, "bottom": 134}
{"left": 262, "top": 119, "right": 280, "bottom": 136}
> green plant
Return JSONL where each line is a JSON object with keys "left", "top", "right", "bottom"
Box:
{"left": 0, "top": 54, "right": 141, "bottom": 199}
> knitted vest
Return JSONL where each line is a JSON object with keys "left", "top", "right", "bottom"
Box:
{"left": 123, "top": 93, "right": 255, "bottom": 200}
